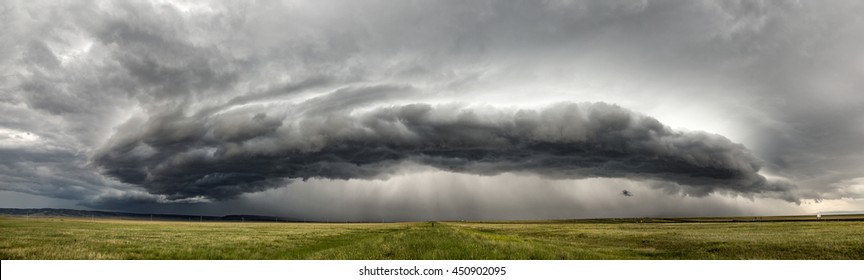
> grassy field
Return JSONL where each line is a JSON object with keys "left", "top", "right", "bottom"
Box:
{"left": 1, "top": 216, "right": 862, "bottom": 259}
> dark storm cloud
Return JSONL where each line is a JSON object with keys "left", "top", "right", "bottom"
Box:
{"left": 93, "top": 102, "right": 794, "bottom": 201}
{"left": 2, "top": 0, "right": 862, "bottom": 216}
{"left": 0, "top": 147, "right": 106, "bottom": 201}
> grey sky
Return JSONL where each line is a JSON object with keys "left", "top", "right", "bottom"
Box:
{"left": 1, "top": 0, "right": 862, "bottom": 219}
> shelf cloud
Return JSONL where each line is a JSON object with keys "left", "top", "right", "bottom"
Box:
{"left": 93, "top": 102, "right": 796, "bottom": 202}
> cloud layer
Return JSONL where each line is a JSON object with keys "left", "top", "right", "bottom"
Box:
{"left": 2, "top": 0, "right": 862, "bottom": 217}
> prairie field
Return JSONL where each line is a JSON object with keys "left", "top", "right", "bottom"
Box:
{"left": 1, "top": 216, "right": 862, "bottom": 259}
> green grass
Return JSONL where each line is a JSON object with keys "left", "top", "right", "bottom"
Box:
{"left": 1, "top": 217, "right": 862, "bottom": 259}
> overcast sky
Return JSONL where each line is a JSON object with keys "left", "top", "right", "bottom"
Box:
{"left": 2, "top": 0, "right": 863, "bottom": 220}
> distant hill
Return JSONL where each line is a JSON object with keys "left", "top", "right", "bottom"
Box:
{"left": 817, "top": 210, "right": 864, "bottom": 215}
{"left": 0, "top": 208, "right": 299, "bottom": 222}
